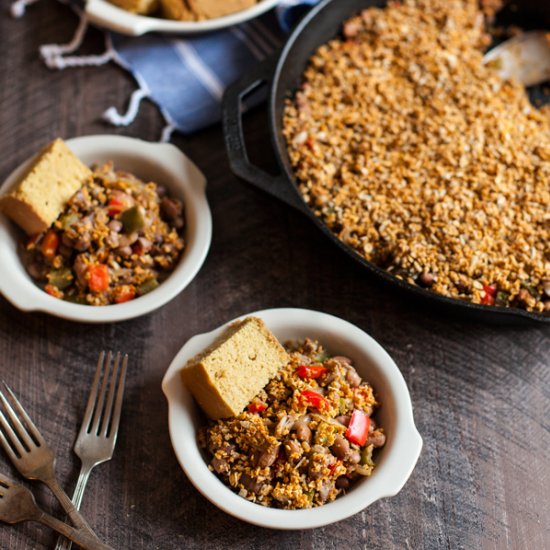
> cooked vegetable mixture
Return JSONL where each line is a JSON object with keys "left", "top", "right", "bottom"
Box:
{"left": 23, "top": 162, "right": 185, "bottom": 305}
{"left": 283, "top": 0, "right": 550, "bottom": 313}
{"left": 199, "top": 339, "right": 386, "bottom": 509}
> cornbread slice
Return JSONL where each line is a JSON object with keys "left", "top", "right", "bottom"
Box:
{"left": 159, "top": 0, "right": 194, "bottom": 20}
{"left": 0, "top": 139, "right": 91, "bottom": 235}
{"left": 181, "top": 317, "right": 289, "bottom": 420}
{"left": 109, "top": 0, "right": 159, "bottom": 15}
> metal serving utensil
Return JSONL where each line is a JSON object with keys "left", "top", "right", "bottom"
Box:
{"left": 55, "top": 351, "right": 128, "bottom": 550}
{"left": 0, "top": 383, "right": 103, "bottom": 544}
{"left": 484, "top": 30, "right": 550, "bottom": 86}
{"left": 0, "top": 472, "right": 113, "bottom": 550}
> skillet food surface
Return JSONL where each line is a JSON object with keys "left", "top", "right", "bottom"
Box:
{"left": 281, "top": 0, "right": 549, "bottom": 316}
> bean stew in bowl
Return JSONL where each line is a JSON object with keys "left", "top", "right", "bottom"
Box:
{"left": 162, "top": 308, "right": 422, "bottom": 529}
{"left": 22, "top": 162, "right": 186, "bottom": 306}
{"left": 0, "top": 135, "right": 212, "bottom": 322}
{"left": 200, "top": 337, "right": 387, "bottom": 509}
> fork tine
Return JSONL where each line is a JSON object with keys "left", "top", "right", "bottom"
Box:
{"left": 1, "top": 383, "right": 44, "bottom": 446}
{"left": 89, "top": 351, "right": 113, "bottom": 435}
{"left": 0, "top": 414, "right": 23, "bottom": 460}
{"left": 0, "top": 391, "right": 36, "bottom": 452}
{"left": 99, "top": 352, "right": 120, "bottom": 437}
{"left": 101, "top": 353, "right": 127, "bottom": 438}
{"left": 81, "top": 351, "right": 106, "bottom": 434}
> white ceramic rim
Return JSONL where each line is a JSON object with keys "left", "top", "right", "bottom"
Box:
{"left": 85, "top": 0, "right": 282, "bottom": 36}
{"left": 161, "top": 308, "right": 423, "bottom": 529}
{"left": 0, "top": 135, "right": 212, "bottom": 323}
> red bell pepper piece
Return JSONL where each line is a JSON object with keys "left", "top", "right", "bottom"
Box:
{"left": 44, "top": 284, "right": 62, "bottom": 299}
{"left": 300, "top": 390, "right": 329, "bottom": 411}
{"left": 247, "top": 400, "right": 267, "bottom": 413}
{"left": 41, "top": 230, "right": 59, "bottom": 260}
{"left": 113, "top": 284, "right": 136, "bottom": 304}
{"left": 345, "top": 410, "right": 371, "bottom": 446}
{"left": 481, "top": 284, "right": 497, "bottom": 305}
{"left": 107, "top": 197, "right": 124, "bottom": 217}
{"left": 295, "top": 364, "right": 328, "bottom": 379}
{"left": 87, "top": 264, "right": 109, "bottom": 292}
{"left": 328, "top": 460, "right": 341, "bottom": 475}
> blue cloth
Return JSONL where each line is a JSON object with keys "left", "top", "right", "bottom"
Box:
{"left": 110, "top": 0, "right": 319, "bottom": 133}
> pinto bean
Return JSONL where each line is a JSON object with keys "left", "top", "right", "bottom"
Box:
{"left": 349, "top": 450, "right": 361, "bottom": 464}
{"left": 160, "top": 197, "right": 182, "bottom": 220}
{"left": 418, "top": 271, "right": 436, "bottom": 287}
{"left": 210, "top": 457, "right": 229, "bottom": 474}
{"left": 319, "top": 481, "right": 334, "bottom": 503}
{"left": 108, "top": 220, "right": 122, "bottom": 232}
{"left": 116, "top": 246, "right": 133, "bottom": 259}
{"left": 135, "top": 237, "right": 152, "bottom": 255}
{"left": 346, "top": 367, "right": 362, "bottom": 388}
{"left": 294, "top": 423, "right": 311, "bottom": 443}
{"left": 256, "top": 444, "right": 280, "bottom": 468}
{"left": 284, "top": 439, "right": 302, "bottom": 459}
{"left": 73, "top": 254, "right": 88, "bottom": 286}
{"left": 335, "top": 476, "right": 350, "bottom": 490}
{"left": 332, "top": 356, "right": 353, "bottom": 365}
{"left": 335, "top": 415, "right": 350, "bottom": 427}
{"left": 61, "top": 232, "right": 74, "bottom": 248}
{"left": 118, "top": 232, "right": 138, "bottom": 247}
{"left": 58, "top": 244, "right": 73, "bottom": 259}
{"left": 73, "top": 233, "right": 91, "bottom": 252}
{"left": 69, "top": 189, "right": 91, "bottom": 210}
{"left": 367, "top": 431, "right": 386, "bottom": 448}
{"left": 240, "top": 474, "right": 263, "bottom": 495}
{"left": 331, "top": 434, "right": 350, "bottom": 459}
{"left": 106, "top": 232, "right": 120, "bottom": 248}
{"left": 26, "top": 260, "right": 47, "bottom": 281}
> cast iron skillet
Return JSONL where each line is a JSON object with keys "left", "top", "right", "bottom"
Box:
{"left": 223, "top": 0, "right": 550, "bottom": 324}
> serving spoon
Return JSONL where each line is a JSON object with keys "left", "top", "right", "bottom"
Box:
{"left": 484, "top": 30, "right": 550, "bottom": 86}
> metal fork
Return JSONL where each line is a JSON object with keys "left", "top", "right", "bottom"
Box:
{"left": 0, "top": 382, "right": 101, "bottom": 542}
{"left": 55, "top": 351, "right": 128, "bottom": 550}
{"left": 0, "top": 472, "right": 113, "bottom": 550}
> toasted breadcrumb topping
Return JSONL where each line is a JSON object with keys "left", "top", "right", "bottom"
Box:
{"left": 283, "top": 0, "right": 550, "bottom": 312}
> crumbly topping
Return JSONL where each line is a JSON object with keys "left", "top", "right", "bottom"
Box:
{"left": 283, "top": 0, "right": 549, "bottom": 312}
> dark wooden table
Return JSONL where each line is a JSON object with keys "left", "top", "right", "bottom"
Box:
{"left": 1, "top": 3, "right": 549, "bottom": 549}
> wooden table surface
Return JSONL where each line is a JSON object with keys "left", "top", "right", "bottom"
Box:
{"left": 1, "top": 3, "right": 549, "bottom": 549}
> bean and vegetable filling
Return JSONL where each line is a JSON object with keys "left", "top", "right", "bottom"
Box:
{"left": 199, "top": 339, "right": 386, "bottom": 509}
{"left": 22, "top": 162, "right": 185, "bottom": 305}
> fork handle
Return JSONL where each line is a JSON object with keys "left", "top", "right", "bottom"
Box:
{"left": 44, "top": 476, "right": 99, "bottom": 538}
{"left": 54, "top": 461, "right": 95, "bottom": 550}
{"left": 35, "top": 510, "right": 114, "bottom": 550}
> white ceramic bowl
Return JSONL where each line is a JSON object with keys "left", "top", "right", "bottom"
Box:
{"left": 86, "top": 0, "right": 282, "bottom": 36}
{"left": 0, "top": 135, "right": 212, "bottom": 323}
{"left": 162, "top": 308, "right": 422, "bottom": 529}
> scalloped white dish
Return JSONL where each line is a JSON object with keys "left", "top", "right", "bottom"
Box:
{"left": 0, "top": 135, "right": 212, "bottom": 323}
{"left": 162, "top": 308, "right": 422, "bottom": 529}
{"left": 86, "top": 0, "right": 282, "bottom": 36}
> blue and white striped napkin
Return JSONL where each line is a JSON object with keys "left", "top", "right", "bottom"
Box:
{"left": 12, "top": 0, "right": 319, "bottom": 138}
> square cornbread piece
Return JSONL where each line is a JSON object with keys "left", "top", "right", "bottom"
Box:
{"left": 0, "top": 138, "right": 91, "bottom": 235}
{"left": 181, "top": 317, "right": 290, "bottom": 420}
{"left": 109, "top": 0, "right": 159, "bottom": 15}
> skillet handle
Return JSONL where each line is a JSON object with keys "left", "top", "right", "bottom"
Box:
{"left": 222, "top": 56, "right": 307, "bottom": 213}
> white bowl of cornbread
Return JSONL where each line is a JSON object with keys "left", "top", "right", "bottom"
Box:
{"left": 162, "top": 308, "right": 422, "bottom": 529}
{"left": 0, "top": 135, "right": 211, "bottom": 322}
{"left": 85, "top": 0, "right": 282, "bottom": 36}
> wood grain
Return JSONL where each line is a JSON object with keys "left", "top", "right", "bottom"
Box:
{"left": 0, "top": 2, "right": 549, "bottom": 549}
